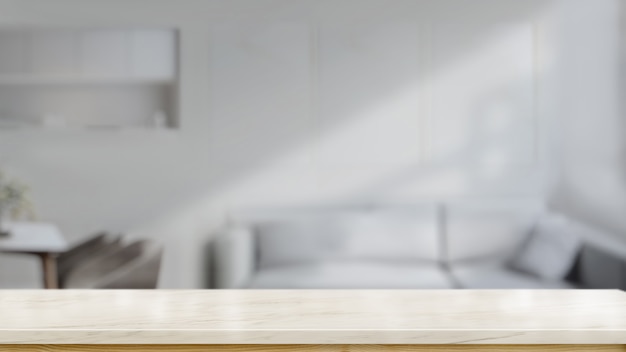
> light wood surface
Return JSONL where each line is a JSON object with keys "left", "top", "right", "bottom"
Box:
{"left": 3, "top": 345, "right": 626, "bottom": 352}
{"left": 0, "top": 290, "right": 625, "bottom": 344}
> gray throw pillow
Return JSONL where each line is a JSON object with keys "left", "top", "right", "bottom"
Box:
{"left": 508, "top": 214, "right": 582, "bottom": 280}
{"left": 255, "top": 217, "right": 349, "bottom": 268}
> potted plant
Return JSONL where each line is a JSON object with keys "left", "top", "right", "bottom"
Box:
{"left": 0, "top": 171, "right": 34, "bottom": 237}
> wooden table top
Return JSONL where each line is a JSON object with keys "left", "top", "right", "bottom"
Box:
{"left": 0, "top": 290, "right": 625, "bottom": 345}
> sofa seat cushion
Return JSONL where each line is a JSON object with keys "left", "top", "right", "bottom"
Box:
{"left": 248, "top": 261, "right": 453, "bottom": 289}
{"left": 450, "top": 262, "right": 576, "bottom": 289}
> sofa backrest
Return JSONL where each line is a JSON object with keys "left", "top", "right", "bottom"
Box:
{"left": 337, "top": 206, "right": 441, "bottom": 263}
{"left": 228, "top": 204, "right": 441, "bottom": 268}
{"left": 223, "top": 199, "right": 545, "bottom": 269}
{"left": 443, "top": 199, "right": 544, "bottom": 263}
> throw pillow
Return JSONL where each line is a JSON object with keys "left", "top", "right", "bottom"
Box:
{"left": 508, "top": 213, "right": 582, "bottom": 280}
{"left": 255, "top": 217, "right": 349, "bottom": 268}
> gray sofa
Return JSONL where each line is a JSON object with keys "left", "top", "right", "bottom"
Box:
{"left": 209, "top": 199, "right": 626, "bottom": 289}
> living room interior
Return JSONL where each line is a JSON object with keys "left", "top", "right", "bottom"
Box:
{"left": 0, "top": 0, "right": 625, "bottom": 290}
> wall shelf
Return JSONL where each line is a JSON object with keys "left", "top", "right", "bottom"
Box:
{"left": 0, "top": 28, "right": 179, "bottom": 129}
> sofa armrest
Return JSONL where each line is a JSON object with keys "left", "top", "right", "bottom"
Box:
{"left": 210, "top": 226, "right": 257, "bottom": 288}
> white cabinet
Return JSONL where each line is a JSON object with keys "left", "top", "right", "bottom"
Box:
{"left": 30, "top": 31, "right": 78, "bottom": 75}
{"left": 0, "top": 28, "right": 178, "bottom": 129}
{"left": 130, "top": 30, "right": 176, "bottom": 79}
{"left": 0, "top": 31, "right": 27, "bottom": 74}
{"left": 81, "top": 30, "right": 129, "bottom": 77}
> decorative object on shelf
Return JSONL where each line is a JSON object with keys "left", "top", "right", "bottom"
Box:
{"left": 152, "top": 110, "right": 168, "bottom": 129}
{"left": 0, "top": 170, "right": 35, "bottom": 237}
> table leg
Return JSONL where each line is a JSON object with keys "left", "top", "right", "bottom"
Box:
{"left": 39, "top": 253, "right": 59, "bottom": 289}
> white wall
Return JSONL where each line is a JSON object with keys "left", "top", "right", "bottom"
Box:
{"left": 0, "top": 0, "right": 556, "bottom": 288}
{"left": 549, "top": 0, "right": 626, "bottom": 245}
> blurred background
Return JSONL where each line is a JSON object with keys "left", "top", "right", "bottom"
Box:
{"left": 0, "top": 0, "right": 624, "bottom": 290}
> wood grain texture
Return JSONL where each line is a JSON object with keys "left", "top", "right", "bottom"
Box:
{"left": 1, "top": 290, "right": 626, "bottom": 344}
{"left": 2, "top": 346, "right": 625, "bottom": 352}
